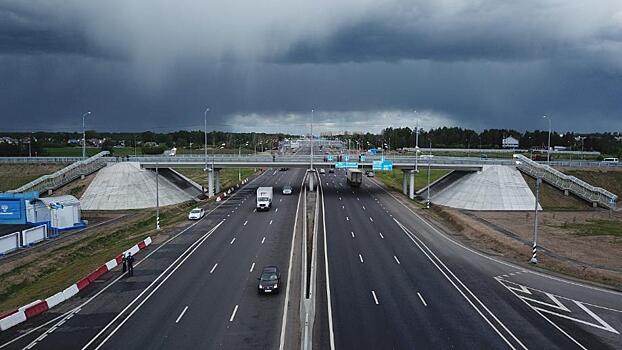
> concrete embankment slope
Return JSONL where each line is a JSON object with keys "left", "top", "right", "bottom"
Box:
{"left": 431, "top": 165, "right": 541, "bottom": 211}
{"left": 80, "top": 162, "right": 194, "bottom": 210}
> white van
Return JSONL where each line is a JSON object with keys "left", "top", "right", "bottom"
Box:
{"left": 602, "top": 157, "right": 619, "bottom": 165}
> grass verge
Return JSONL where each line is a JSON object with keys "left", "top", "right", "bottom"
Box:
{"left": 374, "top": 168, "right": 450, "bottom": 195}
{"left": 561, "top": 219, "right": 622, "bottom": 237}
{"left": 0, "top": 164, "right": 65, "bottom": 192}
{"left": 175, "top": 168, "right": 256, "bottom": 190}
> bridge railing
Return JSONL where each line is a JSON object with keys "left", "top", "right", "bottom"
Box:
{"left": 513, "top": 154, "right": 617, "bottom": 209}
{"left": 8, "top": 151, "right": 111, "bottom": 194}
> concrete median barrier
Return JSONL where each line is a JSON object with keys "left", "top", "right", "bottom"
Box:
{"left": 24, "top": 301, "right": 48, "bottom": 319}
{"left": 87, "top": 265, "right": 109, "bottom": 283}
{"left": 0, "top": 311, "right": 26, "bottom": 331}
{"left": 45, "top": 292, "right": 65, "bottom": 309}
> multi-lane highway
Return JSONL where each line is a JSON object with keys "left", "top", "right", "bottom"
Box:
{"left": 1, "top": 146, "right": 621, "bottom": 349}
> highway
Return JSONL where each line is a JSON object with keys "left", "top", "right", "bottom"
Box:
{"left": 317, "top": 169, "right": 622, "bottom": 349}
{"left": 0, "top": 167, "right": 305, "bottom": 349}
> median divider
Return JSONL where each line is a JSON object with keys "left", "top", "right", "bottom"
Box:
{"left": 0, "top": 236, "right": 152, "bottom": 332}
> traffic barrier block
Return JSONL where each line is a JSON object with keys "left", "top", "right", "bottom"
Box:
{"left": 0, "top": 311, "right": 26, "bottom": 331}
{"left": 138, "top": 241, "right": 146, "bottom": 250}
{"left": 24, "top": 301, "right": 48, "bottom": 319}
{"left": 45, "top": 292, "right": 66, "bottom": 309}
{"left": 18, "top": 300, "right": 41, "bottom": 312}
{"left": 76, "top": 277, "right": 90, "bottom": 290}
{"left": 144, "top": 237, "right": 152, "bottom": 246}
{"left": 125, "top": 245, "right": 139, "bottom": 256}
{"left": 115, "top": 254, "right": 124, "bottom": 265}
{"left": 87, "top": 265, "right": 108, "bottom": 283}
{"left": 0, "top": 309, "right": 17, "bottom": 320}
{"left": 62, "top": 284, "right": 79, "bottom": 300}
{"left": 105, "top": 258, "right": 118, "bottom": 271}
{"left": 216, "top": 196, "right": 221, "bottom": 202}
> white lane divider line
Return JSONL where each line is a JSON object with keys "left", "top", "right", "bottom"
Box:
{"left": 253, "top": 209, "right": 257, "bottom": 212}
{"left": 379, "top": 232, "right": 384, "bottom": 239}
{"left": 394, "top": 255, "right": 401, "bottom": 265}
{"left": 230, "top": 237, "right": 236, "bottom": 245}
{"left": 369, "top": 217, "right": 374, "bottom": 222}
{"left": 229, "top": 305, "right": 239, "bottom": 322}
{"left": 371, "top": 291, "right": 379, "bottom": 305}
{"left": 175, "top": 306, "right": 189, "bottom": 323}
{"left": 351, "top": 231, "right": 355, "bottom": 238}
{"left": 280, "top": 198, "right": 283, "bottom": 202}
{"left": 244, "top": 220, "right": 248, "bottom": 226}
{"left": 269, "top": 220, "right": 273, "bottom": 225}
{"left": 357, "top": 197, "right": 360, "bottom": 201}
{"left": 362, "top": 205, "right": 366, "bottom": 210}
{"left": 210, "top": 263, "right": 218, "bottom": 274}
{"left": 261, "top": 236, "right": 266, "bottom": 244}
{"left": 275, "top": 208, "right": 279, "bottom": 213}
{"left": 359, "top": 254, "right": 364, "bottom": 263}
{"left": 417, "top": 292, "right": 428, "bottom": 307}
{"left": 250, "top": 262, "right": 256, "bottom": 272}
{"left": 339, "top": 197, "right": 342, "bottom": 200}
{"left": 342, "top": 205, "right": 344, "bottom": 209}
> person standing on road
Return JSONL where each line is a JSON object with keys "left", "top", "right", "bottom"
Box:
{"left": 122, "top": 253, "right": 127, "bottom": 273}
{"left": 126, "top": 252, "right": 135, "bottom": 276}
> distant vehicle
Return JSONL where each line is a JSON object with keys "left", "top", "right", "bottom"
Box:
{"left": 602, "top": 157, "right": 619, "bottom": 164}
{"left": 328, "top": 168, "right": 335, "bottom": 173}
{"left": 256, "top": 187, "right": 273, "bottom": 211}
{"left": 282, "top": 185, "right": 293, "bottom": 195}
{"left": 346, "top": 169, "right": 363, "bottom": 187}
{"left": 279, "top": 167, "right": 289, "bottom": 171}
{"left": 366, "top": 171, "right": 374, "bottom": 177}
{"left": 319, "top": 168, "right": 326, "bottom": 174}
{"left": 480, "top": 153, "right": 488, "bottom": 159}
{"left": 258, "top": 266, "right": 281, "bottom": 294}
{"left": 188, "top": 208, "right": 205, "bottom": 220}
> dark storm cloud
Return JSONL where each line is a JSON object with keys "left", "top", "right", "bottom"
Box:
{"left": 0, "top": 1, "right": 621, "bottom": 133}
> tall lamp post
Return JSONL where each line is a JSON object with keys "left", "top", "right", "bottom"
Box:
{"left": 156, "top": 161, "right": 160, "bottom": 230}
{"left": 426, "top": 140, "right": 432, "bottom": 209}
{"left": 414, "top": 111, "right": 420, "bottom": 172}
{"left": 82, "top": 111, "right": 92, "bottom": 159}
{"left": 239, "top": 141, "right": 248, "bottom": 181}
{"left": 310, "top": 109, "right": 314, "bottom": 170}
{"left": 204, "top": 107, "right": 210, "bottom": 171}
{"left": 543, "top": 115, "right": 552, "bottom": 164}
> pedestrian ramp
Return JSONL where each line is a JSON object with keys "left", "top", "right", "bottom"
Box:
{"left": 80, "top": 162, "right": 194, "bottom": 210}
{"left": 430, "top": 165, "right": 540, "bottom": 211}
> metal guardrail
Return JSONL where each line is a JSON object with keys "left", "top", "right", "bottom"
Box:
{"left": 513, "top": 154, "right": 617, "bottom": 209}
{"left": 8, "top": 151, "right": 111, "bottom": 194}
{"left": 0, "top": 156, "right": 84, "bottom": 164}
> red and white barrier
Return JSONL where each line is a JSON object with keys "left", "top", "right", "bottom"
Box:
{"left": 0, "top": 236, "right": 152, "bottom": 332}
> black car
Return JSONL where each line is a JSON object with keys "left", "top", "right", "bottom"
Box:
{"left": 258, "top": 266, "right": 281, "bottom": 294}
{"left": 328, "top": 168, "right": 335, "bottom": 173}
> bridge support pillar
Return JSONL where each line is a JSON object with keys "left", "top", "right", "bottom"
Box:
{"left": 402, "top": 170, "right": 408, "bottom": 195}
{"left": 564, "top": 189, "right": 569, "bottom": 196}
{"left": 409, "top": 170, "right": 416, "bottom": 200}
{"left": 207, "top": 168, "right": 214, "bottom": 198}
{"left": 215, "top": 169, "right": 221, "bottom": 194}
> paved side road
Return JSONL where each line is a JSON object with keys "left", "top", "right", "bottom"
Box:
{"left": 315, "top": 170, "right": 622, "bottom": 349}
{"left": 0, "top": 168, "right": 304, "bottom": 350}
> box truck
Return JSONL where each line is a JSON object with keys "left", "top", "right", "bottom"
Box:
{"left": 346, "top": 169, "right": 363, "bottom": 187}
{"left": 256, "top": 187, "right": 273, "bottom": 211}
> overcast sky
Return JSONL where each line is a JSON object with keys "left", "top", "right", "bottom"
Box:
{"left": 1, "top": 1, "right": 621, "bottom": 134}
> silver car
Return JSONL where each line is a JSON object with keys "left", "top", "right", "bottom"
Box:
{"left": 282, "top": 185, "right": 293, "bottom": 195}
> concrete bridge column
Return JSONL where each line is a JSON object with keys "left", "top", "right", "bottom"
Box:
{"left": 402, "top": 170, "right": 408, "bottom": 195}
{"left": 409, "top": 170, "right": 416, "bottom": 200}
{"left": 207, "top": 168, "right": 214, "bottom": 198}
{"left": 215, "top": 169, "right": 221, "bottom": 194}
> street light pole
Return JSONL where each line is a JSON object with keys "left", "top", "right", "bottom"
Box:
{"left": 156, "top": 162, "right": 160, "bottom": 230}
{"left": 82, "top": 111, "right": 91, "bottom": 159}
{"left": 426, "top": 140, "right": 432, "bottom": 208}
{"left": 310, "top": 109, "right": 314, "bottom": 170}
{"left": 414, "top": 116, "right": 420, "bottom": 172}
{"left": 530, "top": 177, "right": 541, "bottom": 263}
{"left": 204, "top": 107, "right": 209, "bottom": 171}
{"left": 543, "top": 115, "right": 552, "bottom": 164}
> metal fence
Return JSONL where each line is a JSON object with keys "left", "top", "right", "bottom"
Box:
{"left": 513, "top": 154, "right": 617, "bottom": 209}
{"left": 8, "top": 151, "right": 110, "bottom": 194}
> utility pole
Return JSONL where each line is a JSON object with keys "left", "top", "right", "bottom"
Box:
{"left": 426, "top": 140, "right": 432, "bottom": 209}
{"left": 82, "top": 111, "right": 92, "bottom": 159}
{"left": 530, "top": 177, "right": 541, "bottom": 264}
{"left": 544, "top": 115, "right": 552, "bottom": 165}
{"left": 204, "top": 107, "right": 209, "bottom": 171}
{"left": 310, "top": 109, "right": 314, "bottom": 170}
{"left": 156, "top": 162, "right": 160, "bottom": 230}
{"left": 414, "top": 118, "right": 419, "bottom": 172}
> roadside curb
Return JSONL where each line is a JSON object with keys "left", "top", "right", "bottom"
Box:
{"left": 0, "top": 237, "right": 152, "bottom": 332}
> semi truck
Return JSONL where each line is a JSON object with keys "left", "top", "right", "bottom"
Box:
{"left": 346, "top": 169, "right": 363, "bottom": 187}
{"left": 256, "top": 187, "right": 273, "bottom": 211}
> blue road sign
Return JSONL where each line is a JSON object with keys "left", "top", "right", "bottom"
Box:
{"left": 327, "top": 155, "right": 334, "bottom": 161}
{"left": 344, "top": 155, "right": 350, "bottom": 162}
{"left": 335, "top": 162, "right": 358, "bottom": 169}
{"left": 373, "top": 159, "right": 393, "bottom": 171}
{"left": 359, "top": 155, "right": 366, "bottom": 162}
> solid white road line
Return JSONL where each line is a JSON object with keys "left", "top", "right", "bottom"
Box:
{"left": 351, "top": 231, "right": 355, "bottom": 238}
{"left": 379, "top": 232, "right": 384, "bottom": 239}
{"left": 417, "top": 292, "right": 428, "bottom": 307}
{"left": 175, "top": 306, "right": 189, "bottom": 323}
{"left": 261, "top": 236, "right": 266, "bottom": 244}
{"left": 230, "top": 237, "right": 236, "bottom": 245}
{"left": 394, "top": 255, "right": 401, "bottom": 265}
{"left": 210, "top": 263, "right": 218, "bottom": 274}
{"left": 359, "top": 254, "right": 364, "bottom": 263}
{"left": 319, "top": 179, "right": 336, "bottom": 350}
{"left": 229, "top": 305, "right": 239, "bottom": 322}
{"left": 250, "top": 262, "right": 256, "bottom": 272}
{"left": 371, "top": 291, "right": 379, "bottom": 305}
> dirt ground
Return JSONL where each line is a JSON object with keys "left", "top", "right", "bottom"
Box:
{"left": 434, "top": 207, "right": 622, "bottom": 289}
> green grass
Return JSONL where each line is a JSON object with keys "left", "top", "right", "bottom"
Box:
{"left": 374, "top": 168, "right": 450, "bottom": 195}
{"left": 42, "top": 147, "right": 142, "bottom": 157}
{"left": 0, "top": 164, "right": 65, "bottom": 191}
{"left": 522, "top": 175, "right": 589, "bottom": 211}
{"left": 175, "top": 168, "right": 256, "bottom": 191}
{"left": 0, "top": 201, "right": 196, "bottom": 312}
{"left": 563, "top": 169, "right": 622, "bottom": 198}
{"left": 561, "top": 219, "right": 622, "bottom": 237}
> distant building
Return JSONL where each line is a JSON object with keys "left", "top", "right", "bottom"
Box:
{"left": 502, "top": 136, "right": 519, "bottom": 149}
{"left": 554, "top": 146, "right": 569, "bottom": 151}
{"left": 67, "top": 139, "right": 80, "bottom": 145}
{"left": 0, "top": 137, "right": 17, "bottom": 144}
{"left": 143, "top": 141, "right": 159, "bottom": 147}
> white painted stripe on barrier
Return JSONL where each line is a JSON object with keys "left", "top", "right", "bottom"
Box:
{"left": 0, "top": 311, "right": 26, "bottom": 331}
{"left": 125, "top": 245, "right": 139, "bottom": 256}
{"left": 144, "top": 237, "right": 152, "bottom": 246}
{"left": 45, "top": 292, "right": 66, "bottom": 309}
{"left": 62, "top": 284, "right": 79, "bottom": 300}
{"left": 105, "top": 259, "right": 118, "bottom": 271}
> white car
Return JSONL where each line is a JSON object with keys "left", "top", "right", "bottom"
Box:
{"left": 319, "top": 168, "right": 326, "bottom": 174}
{"left": 282, "top": 185, "right": 293, "bottom": 195}
{"left": 188, "top": 208, "right": 205, "bottom": 220}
